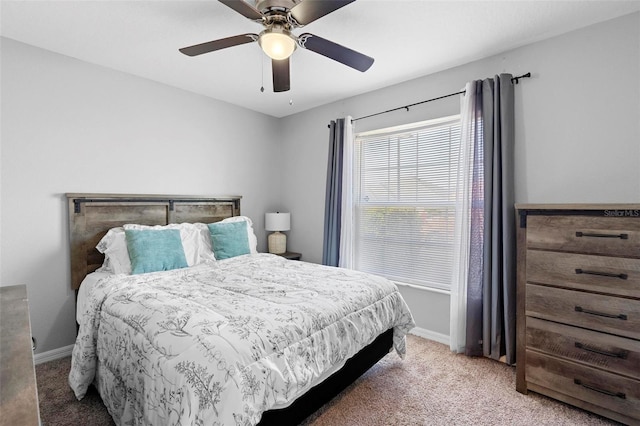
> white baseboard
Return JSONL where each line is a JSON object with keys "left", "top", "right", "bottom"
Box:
{"left": 34, "top": 344, "right": 74, "bottom": 365}
{"left": 409, "top": 327, "right": 450, "bottom": 346}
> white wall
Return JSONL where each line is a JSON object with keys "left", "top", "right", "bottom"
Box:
{"left": 2, "top": 12, "right": 638, "bottom": 353}
{"left": 0, "top": 38, "right": 282, "bottom": 353}
{"left": 280, "top": 12, "right": 640, "bottom": 336}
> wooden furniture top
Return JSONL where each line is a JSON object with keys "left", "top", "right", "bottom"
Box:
{"left": 516, "top": 203, "right": 640, "bottom": 210}
{"left": 276, "top": 251, "right": 302, "bottom": 260}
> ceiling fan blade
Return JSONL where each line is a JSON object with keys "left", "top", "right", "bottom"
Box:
{"left": 179, "top": 34, "right": 258, "bottom": 56}
{"left": 218, "top": 0, "right": 263, "bottom": 22}
{"left": 290, "top": 0, "right": 355, "bottom": 26}
{"left": 272, "top": 58, "right": 291, "bottom": 92}
{"left": 298, "top": 33, "right": 374, "bottom": 72}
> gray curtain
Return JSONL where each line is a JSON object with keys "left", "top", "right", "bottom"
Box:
{"left": 322, "top": 118, "right": 346, "bottom": 266}
{"left": 464, "top": 74, "right": 517, "bottom": 365}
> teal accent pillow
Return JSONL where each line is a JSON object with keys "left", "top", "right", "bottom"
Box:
{"left": 208, "top": 221, "right": 250, "bottom": 260}
{"left": 124, "top": 229, "right": 188, "bottom": 275}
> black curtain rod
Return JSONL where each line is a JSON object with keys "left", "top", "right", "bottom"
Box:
{"left": 351, "top": 72, "right": 531, "bottom": 123}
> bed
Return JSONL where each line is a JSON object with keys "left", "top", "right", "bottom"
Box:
{"left": 66, "top": 193, "right": 415, "bottom": 425}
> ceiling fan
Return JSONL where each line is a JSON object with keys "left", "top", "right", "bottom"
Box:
{"left": 179, "top": 0, "right": 374, "bottom": 92}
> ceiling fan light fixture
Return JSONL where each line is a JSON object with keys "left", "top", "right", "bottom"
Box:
{"left": 259, "top": 27, "right": 296, "bottom": 60}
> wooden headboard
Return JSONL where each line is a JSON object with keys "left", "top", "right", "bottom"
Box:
{"left": 66, "top": 193, "right": 242, "bottom": 290}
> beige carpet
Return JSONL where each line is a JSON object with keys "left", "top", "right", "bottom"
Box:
{"left": 36, "top": 335, "right": 619, "bottom": 425}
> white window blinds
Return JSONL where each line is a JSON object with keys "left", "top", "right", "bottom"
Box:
{"left": 353, "top": 115, "right": 461, "bottom": 290}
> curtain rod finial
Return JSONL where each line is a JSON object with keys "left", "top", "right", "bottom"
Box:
{"left": 512, "top": 72, "right": 531, "bottom": 84}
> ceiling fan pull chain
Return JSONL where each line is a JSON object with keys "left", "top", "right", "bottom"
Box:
{"left": 260, "top": 49, "right": 265, "bottom": 93}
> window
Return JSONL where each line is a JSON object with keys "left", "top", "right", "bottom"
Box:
{"left": 353, "top": 115, "right": 461, "bottom": 290}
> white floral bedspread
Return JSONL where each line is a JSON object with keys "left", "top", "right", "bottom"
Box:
{"left": 69, "top": 254, "right": 415, "bottom": 425}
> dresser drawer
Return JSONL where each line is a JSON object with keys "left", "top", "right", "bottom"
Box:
{"left": 526, "top": 215, "right": 640, "bottom": 257}
{"left": 526, "top": 284, "right": 640, "bottom": 340}
{"left": 526, "top": 317, "right": 640, "bottom": 380}
{"left": 527, "top": 250, "right": 640, "bottom": 297}
{"left": 526, "top": 351, "right": 640, "bottom": 420}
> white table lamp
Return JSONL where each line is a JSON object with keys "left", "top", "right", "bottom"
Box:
{"left": 265, "top": 212, "right": 290, "bottom": 254}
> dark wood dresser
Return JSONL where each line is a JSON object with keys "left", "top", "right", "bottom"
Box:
{"left": 516, "top": 204, "right": 640, "bottom": 425}
{"left": 0, "top": 285, "right": 40, "bottom": 426}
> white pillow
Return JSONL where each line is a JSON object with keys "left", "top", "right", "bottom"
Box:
{"left": 95, "top": 227, "right": 131, "bottom": 275}
{"left": 193, "top": 223, "right": 216, "bottom": 260}
{"left": 96, "top": 223, "right": 216, "bottom": 275}
{"left": 219, "top": 216, "right": 258, "bottom": 254}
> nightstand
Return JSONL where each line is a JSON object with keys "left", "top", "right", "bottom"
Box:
{"left": 276, "top": 251, "right": 302, "bottom": 260}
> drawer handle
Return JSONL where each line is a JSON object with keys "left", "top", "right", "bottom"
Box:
{"left": 576, "top": 231, "right": 629, "bottom": 240}
{"left": 575, "top": 268, "right": 628, "bottom": 280}
{"left": 575, "top": 231, "right": 629, "bottom": 239}
{"left": 574, "top": 306, "right": 628, "bottom": 320}
{"left": 573, "top": 379, "right": 626, "bottom": 399}
{"left": 574, "top": 342, "right": 628, "bottom": 359}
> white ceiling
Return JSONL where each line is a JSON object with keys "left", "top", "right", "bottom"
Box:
{"left": 2, "top": 1, "right": 639, "bottom": 118}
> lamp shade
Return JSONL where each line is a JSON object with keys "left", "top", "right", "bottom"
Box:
{"left": 265, "top": 212, "right": 290, "bottom": 232}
